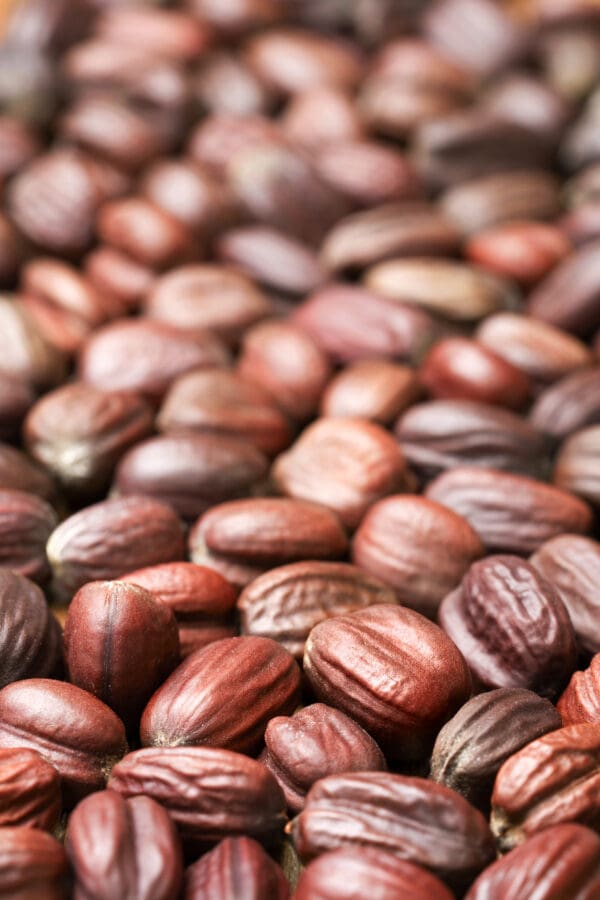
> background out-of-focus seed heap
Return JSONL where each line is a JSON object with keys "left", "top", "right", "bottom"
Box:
{"left": 3, "top": 0, "right": 600, "bottom": 896}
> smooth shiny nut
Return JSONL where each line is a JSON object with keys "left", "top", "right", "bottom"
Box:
{"left": 465, "top": 221, "right": 571, "bottom": 285}
{"left": 113, "top": 433, "right": 269, "bottom": 522}
{"left": 66, "top": 791, "right": 183, "bottom": 900}
{"left": 273, "top": 417, "right": 408, "bottom": 530}
{"left": 120, "top": 562, "right": 237, "bottom": 659}
{"left": 420, "top": 337, "right": 531, "bottom": 411}
{"left": 184, "top": 836, "right": 289, "bottom": 900}
{"left": 295, "top": 848, "right": 454, "bottom": 900}
{"left": 321, "top": 361, "right": 421, "bottom": 425}
{"left": 352, "top": 495, "right": 484, "bottom": 617}
{"left": 237, "top": 320, "right": 332, "bottom": 422}
{"left": 141, "top": 636, "right": 301, "bottom": 755}
{"left": 47, "top": 495, "right": 185, "bottom": 599}
{"left": 189, "top": 497, "right": 347, "bottom": 569}
{"left": 304, "top": 604, "right": 471, "bottom": 761}
{"left": 64, "top": 581, "right": 179, "bottom": 729}
{"left": 0, "top": 679, "right": 127, "bottom": 805}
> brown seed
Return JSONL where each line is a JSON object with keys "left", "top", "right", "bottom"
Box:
{"left": 24, "top": 382, "right": 154, "bottom": 498}
{"left": 321, "top": 361, "right": 421, "bottom": 425}
{"left": 364, "top": 259, "right": 513, "bottom": 322}
{"left": 420, "top": 338, "right": 531, "bottom": 410}
{"left": 465, "top": 221, "right": 571, "bottom": 284}
{"left": 0, "top": 679, "right": 127, "bottom": 805}
{"left": 46, "top": 495, "right": 185, "bottom": 599}
{"left": 64, "top": 581, "right": 180, "bottom": 729}
{"left": 108, "top": 746, "right": 286, "bottom": 851}
{"left": 97, "top": 198, "right": 197, "bottom": 271}
{"left": 0, "top": 489, "right": 57, "bottom": 584}
{"left": 114, "top": 433, "right": 269, "bottom": 522}
{"left": 295, "top": 848, "right": 454, "bottom": 900}
{"left": 491, "top": 723, "right": 600, "bottom": 850}
{"left": 426, "top": 466, "right": 593, "bottom": 554}
{"left": 237, "top": 320, "right": 332, "bottom": 422}
{"left": 145, "top": 264, "right": 273, "bottom": 346}
{"left": 262, "top": 703, "right": 386, "bottom": 813}
{"left": 0, "top": 747, "right": 61, "bottom": 831}
{"left": 0, "top": 570, "right": 62, "bottom": 689}
{"left": 184, "top": 837, "right": 289, "bottom": 900}
{"left": 352, "top": 495, "right": 484, "bottom": 617}
{"left": 531, "top": 534, "right": 600, "bottom": 655}
{"left": 0, "top": 826, "right": 68, "bottom": 900}
{"left": 273, "top": 417, "right": 408, "bottom": 530}
{"left": 66, "top": 791, "right": 183, "bottom": 900}
{"left": 238, "top": 560, "right": 397, "bottom": 659}
{"left": 158, "top": 368, "right": 292, "bottom": 456}
{"left": 141, "top": 635, "right": 301, "bottom": 755}
{"left": 78, "top": 318, "right": 229, "bottom": 404}
{"left": 120, "top": 562, "right": 237, "bottom": 659}
{"left": 304, "top": 604, "right": 472, "bottom": 761}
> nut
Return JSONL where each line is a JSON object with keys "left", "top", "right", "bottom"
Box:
{"left": 295, "top": 847, "right": 454, "bottom": 900}
{"left": 430, "top": 687, "right": 562, "bottom": 811}
{"left": 466, "top": 824, "right": 600, "bottom": 899}
{"left": 113, "top": 432, "right": 269, "bottom": 522}
{"left": 321, "top": 360, "right": 421, "bottom": 425}
{"left": 0, "top": 488, "right": 58, "bottom": 584}
{"left": 24, "top": 382, "right": 154, "bottom": 498}
{"left": 189, "top": 497, "right": 347, "bottom": 574}
{"left": 0, "top": 826, "right": 68, "bottom": 899}
{"left": 141, "top": 636, "right": 301, "bottom": 755}
{"left": 0, "top": 747, "right": 61, "bottom": 831}
{"left": 292, "top": 772, "right": 495, "bottom": 893}
{"left": 66, "top": 791, "right": 183, "bottom": 900}
{"left": 531, "top": 534, "right": 600, "bottom": 654}
{"left": 157, "top": 368, "right": 293, "bottom": 456}
{"left": 0, "top": 678, "right": 127, "bottom": 805}
{"left": 438, "top": 555, "right": 577, "bottom": 697}
{"left": 273, "top": 417, "right": 409, "bottom": 529}
{"left": 530, "top": 366, "right": 600, "bottom": 440}
{"left": 108, "top": 746, "right": 286, "bottom": 851}
{"left": 46, "top": 495, "right": 185, "bottom": 598}
{"left": 491, "top": 723, "right": 600, "bottom": 850}
{"left": 64, "top": 580, "right": 180, "bottom": 728}
{"left": 395, "top": 399, "right": 548, "bottom": 480}
{"left": 121, "top": 561, "right": 237, "bottom": 658}
{"left": 78, "top": 318, "right": 229, "bottom": 404}
{"left": 419, "top": 337, "right": 531, "bottom": 410}
{"left": 303, "top": 604, "right": 471, "bottom": 761}
{"left": 0, "top": 570, "right": 62, "bottom": 688}
{"left": 261, "top": 703, "right": 387, "bottom": 812}
{"left": 425, "top": 466, "right": 593, "bottom": 554}
{"left": 184, "top": 837, "right": 289, "bottom": 900}
{"left": 558, "top": 654, "right": 600, "bottom": 726}
{"left": 237, "top": 320, "right": 332, "bottom": 422}
{"left": 238, "top": 560, "right": 397, "bottom": 659}
{"left": 352, "top": 495, "right": 484, "bottom": 617}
